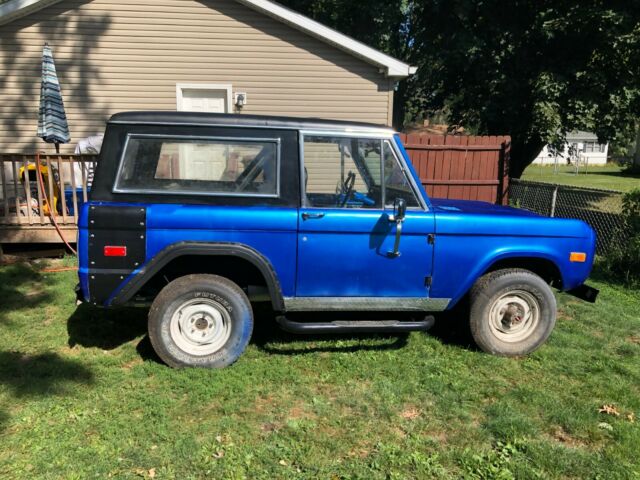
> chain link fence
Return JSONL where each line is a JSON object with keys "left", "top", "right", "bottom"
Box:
{"left": 509, "top": 179, "right": 626, "bottom": 254}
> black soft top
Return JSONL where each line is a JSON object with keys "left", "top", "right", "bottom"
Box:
{"left": 108, "top": 111, "right": 393, "bottom": 132}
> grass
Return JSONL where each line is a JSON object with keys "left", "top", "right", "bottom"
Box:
{"left": 0, "top": 259, "right": 639, "bottom": 479}
{"left": 521, "top": 164, "right": 640, "bottom": 192}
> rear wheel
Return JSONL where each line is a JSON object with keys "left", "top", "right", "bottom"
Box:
{"left": 469, "top": 269, "right": 556, "bottom": 356}
{"left": 148, "top": 274, "right": 253, "bottom": 368}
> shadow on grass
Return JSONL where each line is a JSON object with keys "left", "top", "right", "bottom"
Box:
{"left": 0, "top": 263, "right": 54, "bottom": 325}
{"left": 587, "top": 170, "right": 640, "bottom": 180}
{"left": 429, "top": 298, "right": 480, "bottom": 352}
{"left": 67, "top": 305, "right": 165, "bottom": 364}
{"left": 66, "top": 302, "right": 482, "bottom": 362}
{"left": 251, "top": 308, "right": 426, "bottom": 355}
{"left": 0, "top": 351, "right": 94, "bottom": 431}
{"left": 67, "top": 304, "right": 164, "bottom": 364}
{"left": 67, "top": 303, "right": 414, "bottom": 360}
{"left": 67, "top": 304, "right": 147, "bottom": 351}
{"left": 252, "top": 315, "right": 410, "bottom": 355}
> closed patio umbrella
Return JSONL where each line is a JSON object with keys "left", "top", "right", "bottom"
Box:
{"left": 37, "top": 43, "right": 70, "bottom": 153}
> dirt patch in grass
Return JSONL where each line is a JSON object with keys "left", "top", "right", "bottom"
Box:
{"left": 287, "top": 401, "right": 316, "bottom": 421}
{"left": 287, "top": 403, "right": 304, "bottom": 419}
{"left": 427, "top": 429, "right": 449, "bottom": 445}
{"left": 58, "top": 345, "right": 80, "bottom": 357}
{"left": 557, "top": 311, "right": 573, "bottom": 321}
{"left": 626, "top": 335, "right": 640, "bottom": 345}
{"left": 549, "top": 426, "right": 589, "bottom": 449}
{"left": 252, "top": 394, "right": 276, "bottom": 414}
{"left": 121, "top": 358, "right": 143, "bottom": 370}
{"left": 391, "top": 425, "right": 408, "bottom": 439}
{"left": 346, "top": 446, "right": 371, "bottom": 459}
{"left": 400, "top": 405, "right": 421, "bottom": 420}
{"left": 260, "top": 421, "right": 281, "bottom": 433}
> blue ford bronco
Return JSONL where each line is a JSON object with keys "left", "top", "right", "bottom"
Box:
{"left": 77, "top": 112, "right": 598, "bottom": 368}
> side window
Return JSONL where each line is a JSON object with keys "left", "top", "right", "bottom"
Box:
{"left": 115, "top": 136, "right": 279, "bottom": 196}
{"left": 383, "top": 141, "right": 421, "bottom": 208}
{"left": 303, "top": 136, "right": 382, "bottom": 208}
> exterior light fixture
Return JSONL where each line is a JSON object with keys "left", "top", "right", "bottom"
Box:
{"left": 234, "top": 92, "right": 247, "bottom": 111}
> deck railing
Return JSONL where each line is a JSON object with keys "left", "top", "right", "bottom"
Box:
{"left": 0, "top": 154, "right": 98, "bottom": 228}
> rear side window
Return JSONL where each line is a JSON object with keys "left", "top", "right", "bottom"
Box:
{"left": 114, "top": 135, "right": 280, "bottom": 197}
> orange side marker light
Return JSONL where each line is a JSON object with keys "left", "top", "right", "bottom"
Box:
{"left": 570, "top": 252, "right": 587, "bottom": 263}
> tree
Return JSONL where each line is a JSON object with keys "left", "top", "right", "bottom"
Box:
{"left": 277, "top": 0, "right": 408, "bottom": 55}
{"left": 409, "top": 1, "right": 640, "bottom": 176}
{"left": 634, "top": 124, "right": 640, "bottom": 171}
{"left": 280, "top": 1, "right": 640, "bottom": 177}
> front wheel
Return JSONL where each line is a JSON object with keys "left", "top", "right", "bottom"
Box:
{"left": 469, "top": 269, "right": 557, "bottom": 356}
{"left": 148, "top": 274, "right": 253, "bottom": 368}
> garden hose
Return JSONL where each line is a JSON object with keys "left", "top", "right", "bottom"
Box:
{"left": 35, "top": 152, "right": 78, "bottom": 255}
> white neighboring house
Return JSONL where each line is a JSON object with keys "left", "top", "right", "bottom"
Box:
{"left": 533, "top": 131, "right": 609, "bottom": 166}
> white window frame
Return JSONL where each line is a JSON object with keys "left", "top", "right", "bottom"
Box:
{"left": 175, "top": 83, "right": 233, "bottom": 113}
{"left": 299, "top": 130, "right": 427, "bottom": 211}
{"left": 112, "top": 133, "right": 281, "bottom": 199}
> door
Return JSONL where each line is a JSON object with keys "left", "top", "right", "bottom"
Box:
{"left": 296, "top": 134, "right": 435, "bottom": 299}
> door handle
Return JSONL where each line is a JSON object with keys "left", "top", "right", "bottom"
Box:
{"left": 387, "top": 217, "right": 404, "bottom": 258}
{"left": 302, "top": 212, "right": 325, "bottom": 220}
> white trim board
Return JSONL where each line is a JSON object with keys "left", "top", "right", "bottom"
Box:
{"left": 0, "top": 0, "right": 416, "bottom": 78}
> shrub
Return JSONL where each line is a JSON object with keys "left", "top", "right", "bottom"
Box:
{"left": 601, "top": 189, "right": 640, "bottom": 286}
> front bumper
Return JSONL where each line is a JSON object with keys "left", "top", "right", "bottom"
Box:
{"left": 567, "top": 284, "right": 599, "bottom": 303}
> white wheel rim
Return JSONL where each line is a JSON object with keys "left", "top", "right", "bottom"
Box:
{"left": 169, "top": 298, "right": 232, "bottom": 356}
{"left": 488, "top": 290, "right": 540, "bottom": 343}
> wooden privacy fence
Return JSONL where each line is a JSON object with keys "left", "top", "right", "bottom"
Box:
{"left": 399, "top": 134, "right": 511, "bottom": 205}
{"left": 0, "top": 154, "right": 97, "bottom": 243}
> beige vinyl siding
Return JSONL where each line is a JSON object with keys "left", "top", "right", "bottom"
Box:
{"left": 0, "top": 0, "right": 393, "bottom": 153}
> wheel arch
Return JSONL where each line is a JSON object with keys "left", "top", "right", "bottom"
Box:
{"left": 482, "top": 256, "right": 564, "bottom": 289}
{"left": 446, "top": 252, "right": 565, "bottom": 309}
{"left": 110, "top": 242, "right": 285, "bottom": 311}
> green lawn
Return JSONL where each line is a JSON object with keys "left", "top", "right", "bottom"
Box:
{"left": 0, "top": 260, "right": 639, "bottom": 479}
{"left": 521, "top": 164, "right": 640, "bottom": 192}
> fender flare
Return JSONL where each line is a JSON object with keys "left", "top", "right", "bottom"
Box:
{"left": 110, "top": 241, "right": 285, "bottom": 311}
{"left": 445, "top": 251, "right": 565, "bottom": 308}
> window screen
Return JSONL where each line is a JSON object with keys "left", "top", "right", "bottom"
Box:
{"left": 115, "top": 136, "right": 279, "bottom": 196}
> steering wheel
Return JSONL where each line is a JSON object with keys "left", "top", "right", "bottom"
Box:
{"left": 339, "top": 171, "right": 356, "bottom": 207}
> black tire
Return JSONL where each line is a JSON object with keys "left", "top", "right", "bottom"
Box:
{"left": 469, "top": 269, "right": 556, "bottom": 356}
{"left": 148, "top": 274, "right": 253, "bottom": 368}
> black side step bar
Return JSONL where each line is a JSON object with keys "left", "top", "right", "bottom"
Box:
{"left": 276, "top": 316, "right": 435, "bottom": 334}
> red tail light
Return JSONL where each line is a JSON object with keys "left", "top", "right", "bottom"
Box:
{"left": 104, "top": 246, "right": 127, "bottom": 257}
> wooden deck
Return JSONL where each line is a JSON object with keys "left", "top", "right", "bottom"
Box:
{"left": 0, "top": 154, "right": 97, "bottom": 243}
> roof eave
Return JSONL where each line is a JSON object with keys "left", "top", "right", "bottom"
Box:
{"left": 234, "top": 0, "right": 415, "bottom": 79}
{"left": 0, "top": 0, "right": 61, "bottom": 26}
{"left": 0, "top": 0, "right": 417, "bottom": 79}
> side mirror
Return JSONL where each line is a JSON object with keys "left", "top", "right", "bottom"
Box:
{"left": 391, "top": 197, "right": 406, "bottom": 222}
